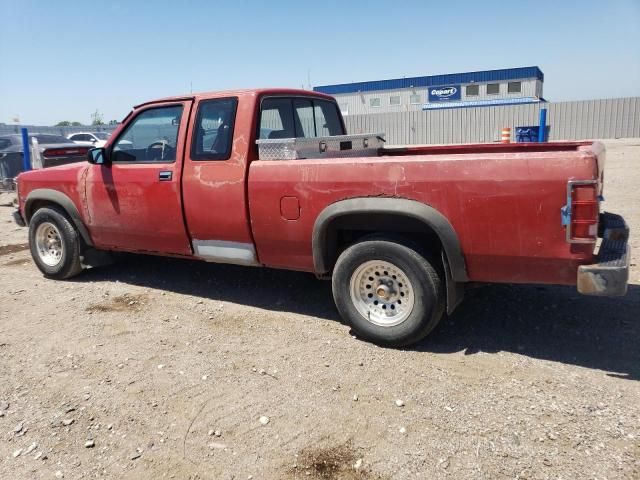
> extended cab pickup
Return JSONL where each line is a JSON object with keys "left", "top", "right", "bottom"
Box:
{"left": 13, "top": 88, "right": 630, "bottom": 346}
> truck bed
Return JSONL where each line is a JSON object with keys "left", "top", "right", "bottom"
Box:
{"left": 381, "top": 141, "right": 594, "bottom": 157}
{"left": 247, "top": 142, "right": 604, "bottom": 284}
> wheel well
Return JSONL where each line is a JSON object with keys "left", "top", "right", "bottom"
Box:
{"left": 323, "top": 213, "right": 465, "bottom": 315}
{"left": 25, "top": 199, "right": 58, "bottom": 222}
{"left": 312, "top": 198, "right": 468, "bottom": 283}
{"left": 24, "top": 196, "right": 93, "bottom": 247}
{"left": 326, "top": 213, "right": 445, "bottom": 272}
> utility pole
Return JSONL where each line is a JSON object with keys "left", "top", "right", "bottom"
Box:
{"left": 91, "top": 109, "right": 104, "bottom": 126}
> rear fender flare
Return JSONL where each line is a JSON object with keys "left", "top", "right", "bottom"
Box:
{"left": 312, "top": 197, "right": 468, "bottom": 282}
{"left": 25, "top": 189, "right": 93, "bottom": 246}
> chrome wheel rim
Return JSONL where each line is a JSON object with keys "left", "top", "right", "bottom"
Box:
{"left": 349, "top": 260, "right": 415, "bottom": 327}
{"left": 35, "top": 222, "right": 64, "bottom": 267}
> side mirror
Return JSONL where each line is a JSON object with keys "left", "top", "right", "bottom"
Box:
{"left": 87, "top": 147, "right": 108, "bottom": 165}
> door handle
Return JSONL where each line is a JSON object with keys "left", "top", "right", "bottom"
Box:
{"left": 159, "top": 171, "right": 172, "bottom": 181}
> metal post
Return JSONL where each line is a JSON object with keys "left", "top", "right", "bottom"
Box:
{"left": 538, "top": 108, "right": 547, "bottom": 142}
{"left": 21, "top": 127, "right": 31, "bottom": 171}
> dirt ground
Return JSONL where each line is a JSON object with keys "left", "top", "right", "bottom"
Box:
{"left": 1, "top": 139, "right": 638, "bottom": 480}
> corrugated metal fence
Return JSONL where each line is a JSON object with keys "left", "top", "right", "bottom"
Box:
{"left": 0, "top": 124, "right": 117, "bottom": 137}
{"left": 2, "top": 97, "right": 638, "bottom": 144}
{"left": 344, "top": 97, "right": 640, "bottom": 144}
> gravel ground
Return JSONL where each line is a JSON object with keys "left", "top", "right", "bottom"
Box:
{"left": 0, "top": 139, "right": 638, "bottom": 479}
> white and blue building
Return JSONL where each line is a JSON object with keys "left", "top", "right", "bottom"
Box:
{"left": 313, "top": 66, "right": 545, "bottom": 115}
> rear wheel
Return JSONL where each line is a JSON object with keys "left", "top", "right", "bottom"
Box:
{"left": 29, "top": 207, "right": 83, "bottom": 279}
{"left": 332, "top": 237, "right": 445, "bottom": 347}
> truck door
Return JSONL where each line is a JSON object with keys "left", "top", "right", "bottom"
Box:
{"left": 180, "top": 96, "right": 258, "bottom": 265}
{"left": 84, "top": 101, "right": 193, "bottom": 254}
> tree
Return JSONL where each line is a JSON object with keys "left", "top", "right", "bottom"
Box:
{"left": 90, "top": 109, "right": 104, "bottom": 126}
{"left": 55, "top": 121, "right": 71, "bottom": 126}
{"left": 108, "top": 120, "right": 120, "bottom": 126}
{"left": 71, "top": 121, "right": 83, "bottom": 126}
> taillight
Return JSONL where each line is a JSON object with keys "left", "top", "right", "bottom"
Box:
{"left": 43, "top": 147, "right": 90, "bottom": 158}
{"left": 563, "top": 180, "right": 599, "bottom": 243}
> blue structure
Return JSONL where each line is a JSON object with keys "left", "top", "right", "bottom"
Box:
{"left": 21, "top": 127, "right": 31, "bottom": 172}
{"left": 538, "top": 108, "right": 548, "bottom": 142}
{"left": 314, "top": 66, "right": 544, "bottom": 96}
{"left": 422, "top": 97, "right": 542, "bottom": 110}
{"left": 314, "top": 66, "right": 545, "bottom": 115}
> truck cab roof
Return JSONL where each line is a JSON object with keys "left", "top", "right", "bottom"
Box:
{"left": 133, "top": 88, "right": 335, "bottom": 109}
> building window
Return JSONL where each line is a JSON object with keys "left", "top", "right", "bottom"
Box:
{"left": 369, "top": 97, "right": 381, "bottom": 108}
{"left": 409, "top": 93, "right": 421, "bottom": 104}
{"left": 486, "top": 83, "right": 500, "bottom": 95}
{"left": 508, "top": 81, "right": 522, "bottom": 93}
{"left": 389, "top": 96, "right": 401, "bottom": 106}
{"left": 465, "top": 84, "right": 479, "bottom": 96}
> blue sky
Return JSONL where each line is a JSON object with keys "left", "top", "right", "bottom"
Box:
{"left": 1, "top": 0, "right": 639, "bottom": 125}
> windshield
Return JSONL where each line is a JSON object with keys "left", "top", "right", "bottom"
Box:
{"left": 93, "top": 132, "right": 111, "bottom": 140}
{"left": 32, "top": 134, "right": 70, "bottom": 144}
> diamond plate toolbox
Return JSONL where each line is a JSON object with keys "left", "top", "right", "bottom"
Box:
{"left": 256, "top": 133, "right": 385, "bottom": 160}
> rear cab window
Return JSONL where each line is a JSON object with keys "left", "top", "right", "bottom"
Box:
{"left": 190, "top": 97, "right": 238, "bottom": 161}
{"left": 258, "top": 97, "right": 344, "bottom": 140}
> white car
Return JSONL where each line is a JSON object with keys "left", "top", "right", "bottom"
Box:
{"left": 67, "top": 132, "right": 112, "bottom": 147}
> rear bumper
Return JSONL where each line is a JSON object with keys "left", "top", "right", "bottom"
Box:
{"left": 12, "top": 209, "right": 25, "bottom": 227}
{"left": 577, "top": 212, "right": 630, "bottom": 296}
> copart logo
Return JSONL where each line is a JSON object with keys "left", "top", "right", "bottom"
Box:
{"left": 431, "top": 87, "right": 457, "bottom": 98}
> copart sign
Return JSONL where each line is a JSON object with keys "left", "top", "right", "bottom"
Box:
{"left": 428, "top": 85, "right": 461, "bottom": 102}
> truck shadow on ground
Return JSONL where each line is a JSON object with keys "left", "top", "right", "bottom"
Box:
{"left": 76, "top": 253, "right": 640, "bottom": 381}
{"left": 425, "top": 283, "right": 640, "bottom": 381}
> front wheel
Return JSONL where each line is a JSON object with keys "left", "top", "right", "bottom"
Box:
{"left": 332, "top": 237, "right": 445, "bottom": 347}
{"left": 29, "top": 206, "right": 83, "bottom": 279}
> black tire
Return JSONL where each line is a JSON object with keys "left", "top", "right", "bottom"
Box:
{"left": 332, "top": 236, "right": 445, "bottom": 347}
{"left": 28, "top": 206, "right": 84, "bottom": 279}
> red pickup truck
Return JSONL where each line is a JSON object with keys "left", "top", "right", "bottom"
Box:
{"left": 13, "top": 88, "right": 630, "bottom": 346}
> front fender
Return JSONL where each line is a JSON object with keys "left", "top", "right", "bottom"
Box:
{"left": 25, "top": 188, "right": 93, "bottom": 246}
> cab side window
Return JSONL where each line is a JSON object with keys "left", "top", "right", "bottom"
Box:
{"left": 293, "top": 99, "right": 315, "bottom": 138}
{"left": 258, "top": 98, "right": 295, "bottom": 139}
{"left": 313, "top": 99, "right": 343, "bottom": 136}
{"left": 258, "top": 97, "right": 344, "bottom": 139}
{"left": 112, "top": 105, "right": 183, "bottom": 163}
{"left": 191, "top": 98, "right": 238, "bottom": 161}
